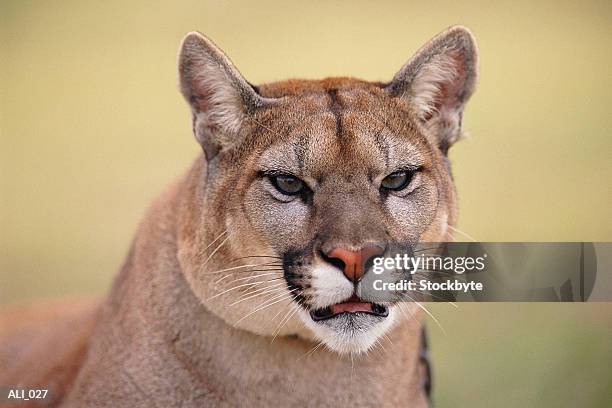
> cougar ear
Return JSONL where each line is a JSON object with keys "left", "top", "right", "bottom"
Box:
{"left": 179, "top": 32, "right": 269, "bottom": 159}
{"left": 386, "top": 26, "right": 478, "bottom": 153}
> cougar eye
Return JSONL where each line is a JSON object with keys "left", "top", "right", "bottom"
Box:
{"left": 270, "top": 175, "right": 306, "bottom": 195}
{"left": 381, "top": 170, "right": 413, "bottom": 191}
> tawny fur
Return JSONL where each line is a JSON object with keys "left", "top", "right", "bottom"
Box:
{"left": 0, "top": 26, "right": 478, "bottom": 407}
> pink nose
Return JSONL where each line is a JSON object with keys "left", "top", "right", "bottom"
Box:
{"left": 326, "top": 245, "right": 385, "bottom": 282}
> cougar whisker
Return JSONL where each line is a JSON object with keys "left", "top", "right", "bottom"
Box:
{"left": 202, "top": 233, "right": 232, "bottom": 267}
{"left": 229, "top": 283, "right": 290, "bottom": 306}
{"left": 230, "top": 285, "right": 288, "bottom": 307}
{"left": 203, "top": 262, "right": 282, "bottom": 275}
{"left": 270, "top": 303, "right": 300, "bottom": 343}
{"left": 233, "top": 292, "right": 296, "bottom": 326}
{"left": 300, "top": 340, "right": 325, "bottom": 360}
{"left": 448, "top": 225, "right": 477, "bottom": 242}
{"left": 215, "top": 271, "right": 284, "bottom": 285}
{"left": 208, "top": 279, "right": 283, "bottom": 301}
{"left": 399, "top": 293, "right": 445, "bottom": 335}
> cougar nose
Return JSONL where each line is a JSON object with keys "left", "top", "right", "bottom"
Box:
{"left": 325, "top": 245, "right": 385, "bottom": 282}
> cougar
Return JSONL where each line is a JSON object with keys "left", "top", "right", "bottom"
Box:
{"left": 0, "top": 26, "right": 478, "bottom": 407}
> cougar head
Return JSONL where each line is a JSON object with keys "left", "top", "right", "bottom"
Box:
{"left": 176, "top": 26, "right": 478, "bottom": 354}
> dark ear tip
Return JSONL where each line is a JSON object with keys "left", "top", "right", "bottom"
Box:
{"left": 445, "top": 25, "right": 475, "bottom": 39}
{"left": 179, "top": 32, "right": 208, "bottom": 55}
{"left": 441, "top": 25, "right": 478, "bottom": 57}
{"left": 182, "top": 31, "right": 203, "bottom": 41}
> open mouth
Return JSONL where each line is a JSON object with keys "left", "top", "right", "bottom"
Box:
{"left": 309, "top": 295, "right": 389, "bottom": 321}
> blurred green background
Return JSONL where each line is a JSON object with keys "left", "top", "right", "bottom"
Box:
{"left": 1, "top": 1, "right": 611, "bottom": 406}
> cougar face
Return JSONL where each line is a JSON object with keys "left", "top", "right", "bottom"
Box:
{"left": 177, "top": 27, "right": 478, "bottom": 355}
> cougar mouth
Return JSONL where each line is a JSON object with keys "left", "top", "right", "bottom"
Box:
{"left": 309, "top": 295, "right": 389, "bottom": 321}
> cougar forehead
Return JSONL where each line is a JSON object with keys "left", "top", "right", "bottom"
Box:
{"left": 261, "top": 86, "right": 428, "bottom": 172}
{"left": 240, "top": 79, "right": 435, "bottom": 183}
